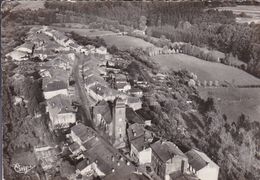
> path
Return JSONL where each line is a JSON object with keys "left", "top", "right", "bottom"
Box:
{"left": 73, "top": 54, "right": 93, "bottom": 128}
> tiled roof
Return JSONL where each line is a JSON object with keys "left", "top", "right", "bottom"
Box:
{"left": 42, "top": 78, "right": 68, "bottom": 92}
{"left": 74, "top": 125, "right": 135, "bottom": 178}
{"left": 71, "top": 123, "right": 96, "bottom": 143}
{"left": 127, "top": 123, "right": 151, "bottom": 152}
{"left": 97, "top": 46, "right": 107, "bottom": 51}
{"left": 15, "top": 42, "right": 34, "bottom": 51}
{"left": 93, "top": 100, "right": 112, "bottom": 124}
{"left": 126, "top": 107, "right": 145, "bottom": 124}
{"left": 151, "top": 140, "right": 186, "bottom": 163}
{"left": 89, "top": 83, "right": 110, "bottom": 97}
{"left": 131, "top": 135, "right": 145, "bottom": 152}
{"left": 115, "top": 74, "right": 127, "bottom": 82}
{"left": 127, "top": 96, "right": 141, "bottom": 104}
{"left": 170, "top": 171, "right": 199, "bottom": 180}
{"left": 85, "top": 75, "right": 106, "bottom": 86}
{"left": 185, "top": 149, "right": 219, "bottom": 171}
{"left": 69, "top": 142, "right": 80, "bottom": 152}
{"left": 116, "top": 82, "right": 130, "bottom": 90}
{"left": 83, "top": 142, "right": 134, "bottom": 176}
{"left": 51, "top": 30, "right": 68, "bottom": 40}
{"left": 47, "top": 94, "right": 74, "bottom": 115}
{"left": 127, "top": 123, "right": 145, "bottom": 142}
{"left": 129, "top": 88, "right": 142, "bottom": 93}
{"left": 76, "top": 158, "right": 91, "bottom": 171}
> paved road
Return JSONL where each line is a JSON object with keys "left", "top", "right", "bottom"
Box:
{"left": 73, "top": 54, "right": 94, "bottom": 128}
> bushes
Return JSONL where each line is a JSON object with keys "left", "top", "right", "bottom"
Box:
{"left": 70, "top": 31, "right": 107, "bottom": 48}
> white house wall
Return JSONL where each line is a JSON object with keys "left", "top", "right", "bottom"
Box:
{"left": 43, "top": 89, "right": 68, "bottom": 100}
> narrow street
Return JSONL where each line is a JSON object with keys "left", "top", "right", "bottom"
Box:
{"left": 73, "top": 54, "right": 94, "bottom": 128}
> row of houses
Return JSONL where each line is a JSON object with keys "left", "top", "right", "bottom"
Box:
{"left": 30, "top": 27, "right": 79, "bottom": 132}
{"left": 126, "top": 122, "right": 219, "bottom": 180}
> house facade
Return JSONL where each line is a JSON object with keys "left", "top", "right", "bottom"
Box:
{"left": 43, "top": 80, "right": 68, "bottom": 100}
{"left": 46, "top": 94, "right": 76, "bottom": 130}
{"left": 151, "top": 140, "right": 189, "bottom": 180}
{"left": 128, "top": 123, "right": 152, "bottom": 165}
{"left": 186, "top": 149, "right": 219, "bottom": 180}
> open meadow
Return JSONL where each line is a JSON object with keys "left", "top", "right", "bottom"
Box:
{"left": 199, "top": 87, "right": 260, "bottom": 123}
{"left": 55, "top": 26, "right": 155, "bottom": 50}
{"left": 216, "top": 5, "right": 260, "bottom": 24}
{"left": 152, "top": 54, "right": 260, "bottom": 86}
{"left": 10, "top": 0, "right": 45, "bottom": 12}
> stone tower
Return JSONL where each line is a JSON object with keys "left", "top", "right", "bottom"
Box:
{"left": 112, "top": 98, "right": 126, "bottom": 148}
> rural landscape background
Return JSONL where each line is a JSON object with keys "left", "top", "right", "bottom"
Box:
{"left": 2, "top": 0, "right": 260, "bottom": 180}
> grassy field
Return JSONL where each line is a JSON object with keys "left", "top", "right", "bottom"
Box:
{"left": 101, "top": 35, "right": 154, "bottom": 50}
{"left": 152, "top": 54, "right": 260, "bottom": 86}
{"left": 216, "top": 5, "right": 260, "bottom": 24}
{"left": 55, "top": 27, "right": 155, "bottom": 50}
{"left": 199, "top": 87, "right": 260, "bottom": 123}
{"left": 55, "top": 27, "right": 118, "bottom": 37}
{"left": 11, "top": 0, "right": 45, "bottom": 12}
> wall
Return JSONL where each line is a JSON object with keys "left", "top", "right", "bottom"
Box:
{"left": 53, "top": 112, "right": 76, "bottom": 127}
{"left": 165, "top": 155, "right": 188, "bottom": 177}
{"left": 139, "top": 147, "right": 152, "bottom": 164}
{"left": 43, "top": 89, "right": 68, "bottom": 100}
{"left": 196, "top": 165, "right": 219, "bottom": 180}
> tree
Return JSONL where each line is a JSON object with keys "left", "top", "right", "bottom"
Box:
{"left": 60, "top": 160, "right": 75, "bottom": 179}
{"left": 139, "top": 16, "right": 147, "bottom": 31}
{"left": 108, "top": 45, "right": 118, "bottom": 54}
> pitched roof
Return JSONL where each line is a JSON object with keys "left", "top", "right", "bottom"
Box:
{"left": 185, "top": 149, "right": 219, "bottom": 171}
{"left": 129, "top": 88, "right": 142, "bottom": 93}
{"left": 127, "top": 96, "right": 141, "bottom": 104}
{"left": 51, "top": 30, "right": 68, "bottom": 40}
{"left": 82, "top": 142, "right": 134, "bottom": 176}
{"left": 93, "top": 100, "right": 112, "bottom": 124}
{"left": 42, "top": 78, "right": 68, "bottom": 92}
{"left": 76, "top": 158, "right": 92, "bottom": 171}
{"left": 116, "top": 82, "right": 130, "bottom": 90}
{"left": 15, "top": 42, "right": 34, "bottom": 51}
{"left": 151, "top": 140, "right": 186, "bottom": 162}
{"left": 69, "top": 142, "right": 80, "bottom": 152}
{"left": 127, "top": 123, "right": 145, "bottom": 142}
{"left": 127, "top": 123, "right": 152, "bottom": 152}
{"left": 71, "top": 123, "right": 96, "bottom": 143}
{"left": 97, "top": 46, "right": 107, "bottom": 51}
{"left": 170, "top": 171, "right": 199, "bottom": 180}
{"left": 126, "top": 107, "right": 145, "bottom": 124}
{"left": 85, "top": 75, "right": 106, "bottom": 86}
{"left": 89, "top": 83, "right": 110, "bottom": 97}
{"left": 46, "top": 94, "right": 74, "bottom": 115}
{"left": 115, "top": 74, "right": 127, "bottom": 82}
{"left": 75, "top": 128, "right": 135, "bottom": 178}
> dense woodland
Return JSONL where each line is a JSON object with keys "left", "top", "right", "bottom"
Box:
{"left": 44, "top": 1, "right": 260, "bottom": 78}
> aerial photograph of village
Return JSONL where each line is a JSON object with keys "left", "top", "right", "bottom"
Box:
{"left": 1, "top": 0, "right": 260, "bottom": 180}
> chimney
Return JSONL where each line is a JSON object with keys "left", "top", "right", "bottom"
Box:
{"left": 117, "top": 162, "right": 120, "bottom": 166}
{"left": 119, "top": 156, "right": 123, "bottom": 161}
{"left": 133, "top": 131, "right": 136, "bottom": 137}
{"left": 112, "top": 168, "right": 115, "bottom": 173}
{"left": 111, "top": 156, "right": 115, "bottom": 162}
{"left": 126, "top": 161, "right": 130, "bottom": 166}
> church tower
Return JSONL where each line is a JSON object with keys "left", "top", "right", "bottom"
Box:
{"left": 112, "top": 98, "right": 126, "bottom": 148}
